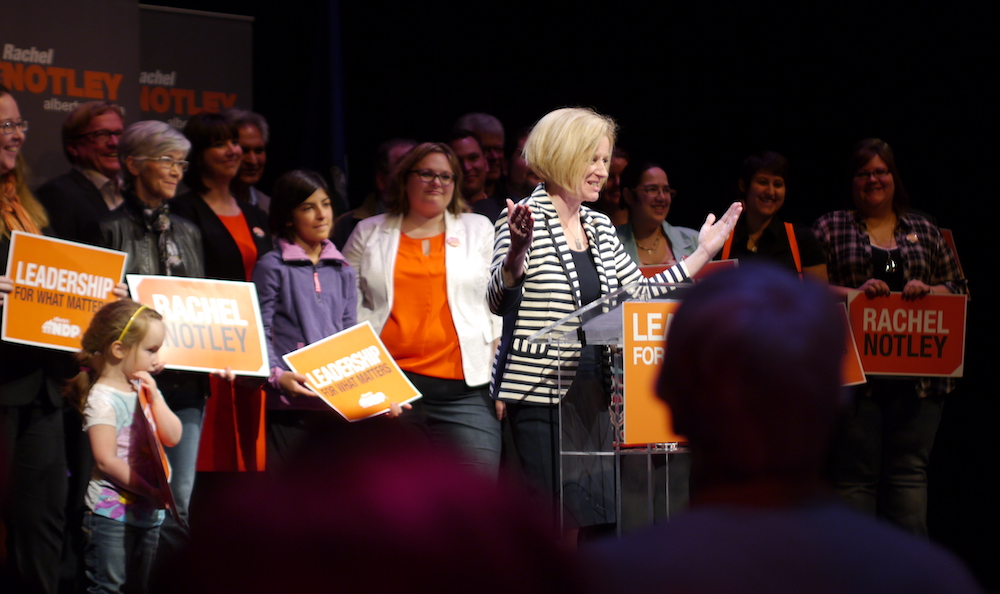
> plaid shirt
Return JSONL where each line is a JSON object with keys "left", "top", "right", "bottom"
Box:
{"left": 813, "top": 210, "right": 968, "bottom": 396}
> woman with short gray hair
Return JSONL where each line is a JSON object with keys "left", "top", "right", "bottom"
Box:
{"left": 99, "top": 120, "right": 208, "bottom": 563}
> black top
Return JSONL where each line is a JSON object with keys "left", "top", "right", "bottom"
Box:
{"left": 169, "top": 191, "right": 272, "bottom": 281}
{"left": 721, "top": 215, "right": 825, "bottom": 273}
{"left": 570, "top": 248, "right": 602, "bottom": 371}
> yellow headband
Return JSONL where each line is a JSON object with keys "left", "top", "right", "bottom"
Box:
{"left": 118, "top": 304, "right": 149, "bottom": 343}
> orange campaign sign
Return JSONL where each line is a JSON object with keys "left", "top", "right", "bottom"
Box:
{"left": 2, "top": 231, "right": 126, "bottom": 351}
{"left": 847, "top": 291, "right": 967, "bottom": 377}
{"left": 282, "top": 322, "right": 421, "bottom": 422}
{"left": 135, "top": 383, "right": 182, "bottom": 527}
{"left": 126, "top": 275, "right": 268, "bottom": 377}
{"left": 622, "top": 300, "right": 685, "bottom": 446}
{"left": 840, "top": 304, "right": 867, "bottom": 387}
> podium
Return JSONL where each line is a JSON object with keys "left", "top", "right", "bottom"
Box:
{"left": 525, "top": 281, "right": 692, "bottom": 532}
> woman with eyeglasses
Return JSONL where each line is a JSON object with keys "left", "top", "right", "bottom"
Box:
{"left": 343, "top": 142, "right": 503, "bottom": 477}
{"left": 0, "top": 84, "right": 68, "bottom": 594}
{"left": 615, "top": 161, "right": 699, "bottom": 273}
{"left": 717, "top": 151, "right": 827, "bottom": 281}
{"left": 100, "top": 120, "right": 203, "bottom": 278}
{"left": 98, "top": 120, "right": 220, "bottom": 566}
{"left": 813, "top": 138, "right": 967, "bottom": 536}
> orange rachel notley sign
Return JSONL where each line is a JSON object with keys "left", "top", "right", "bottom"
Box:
{"left": 2, "top": 231, "right": 126, "bottom": 351}
{"left": 126, "top": 275, "right": 268, "bottom": 377}
{"left": 283, "top": 322, "right": 421, "bottom": 422}
{"left": 847, "top": 291, "right": 967, "bottom": 377}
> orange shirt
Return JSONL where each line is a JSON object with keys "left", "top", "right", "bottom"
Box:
{"left": 380, "top": 233, "right": 463, "bottom": 380}
{"left": 218, "top": 212, "right": 258, "bottom": 281}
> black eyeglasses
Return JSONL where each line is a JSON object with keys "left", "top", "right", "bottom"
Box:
{"left": 410, "top": 169, "right": 456, "bottom": 185}
{"left": 135, "top": 155, "right": 190, "bottom": 172}
{"left": 854, "top": 168, "right": 891, "bottom": 180}
{"left": 77, "top": 129, "right": 124, "bottom": 143}
{"left": 638, "top": 185, "right": 677, "bottom": 198}
{"left": 1, "top": 120, "right": 28, "bottom": 135}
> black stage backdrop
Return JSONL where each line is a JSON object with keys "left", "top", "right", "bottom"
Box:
{"left": 150, "top": 0, "right": 998, "bottom": 588}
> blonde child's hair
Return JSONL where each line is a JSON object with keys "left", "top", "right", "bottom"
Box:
{"left": 65, "top": 299, "right": 163, "bottom": 410}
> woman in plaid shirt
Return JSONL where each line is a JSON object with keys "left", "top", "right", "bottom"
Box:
{"left": 813, "top": 138, "right": 967, "bottom": 536}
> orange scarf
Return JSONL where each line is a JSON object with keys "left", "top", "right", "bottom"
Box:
{"left": 1, "top": 175, "right": 41, "bottom": 235}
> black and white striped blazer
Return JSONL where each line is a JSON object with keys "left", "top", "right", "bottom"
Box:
{"left": 488, "top": 186, "right": 691, "bottom": 404}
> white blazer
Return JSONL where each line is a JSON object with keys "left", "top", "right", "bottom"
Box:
{"left": 343, "top": 211, "right": 502, "bottom": 387}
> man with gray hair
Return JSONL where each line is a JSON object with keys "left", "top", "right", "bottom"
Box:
{"left": 224, "top": 108, "right": 271, "bottom": 213}
{"left": 36, "top": 101, "right": 126, "bottom": 244}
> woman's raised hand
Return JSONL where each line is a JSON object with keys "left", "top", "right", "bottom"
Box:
{"left": 697, "top": 201, "right": 743, "bottom": 258}
{"left": 506, "top": 199, "right": 534, "bottom": 256}
{"left": 502, "top": 199, "right": 534, "bottom": 287}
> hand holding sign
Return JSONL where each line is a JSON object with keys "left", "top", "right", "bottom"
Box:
{"left": 0, "top": 275, "right": 12, "bottom": 306}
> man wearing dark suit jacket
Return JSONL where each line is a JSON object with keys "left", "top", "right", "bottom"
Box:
{"left": 35, "top": 101, "right": 126, "bottom": 245}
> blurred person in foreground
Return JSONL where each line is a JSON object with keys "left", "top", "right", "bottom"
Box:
{"left": 585, "top": 264, "right": 980, "bottom": 593}
{"left": 151, "top": 419, "right": 587, "bottom": 594}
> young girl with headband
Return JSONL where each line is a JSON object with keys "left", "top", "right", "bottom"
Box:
{"left": 66, "top": 299, "right": 182, "bottom": 592}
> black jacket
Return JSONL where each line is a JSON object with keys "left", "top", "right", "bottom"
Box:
{"left": 100, "top": 193, "right": 205, "bottom": 278}
{"left": 169, "top": 191, "right": 271, "bottom": 281}
{"left": 35, "top": 168, "right": 115, "bottom": 245}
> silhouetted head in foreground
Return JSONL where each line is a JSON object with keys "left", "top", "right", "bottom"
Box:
{"left": 659, "top": 263, "right": 846, "bottom": 502}
{"left": 156, "top": 419, "right": 582, "bottom": 593}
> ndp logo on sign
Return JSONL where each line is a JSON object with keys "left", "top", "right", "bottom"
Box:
{"left": 41, "top": 316, "right": 81, "bottom": 338}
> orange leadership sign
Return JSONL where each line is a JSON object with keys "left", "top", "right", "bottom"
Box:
{"left": 126, "top": 275, "right": 268, "bottom": 377}
{"left": 847, "top": 291, "right": 967, "bottom": 377}
{"left": 2, "top": 231, "right": 126, "bottom": 351}
{"left": 282, "top": 322, "right": 421, "bottom": 422}
{"left": 622, "top": 300, "right": 685, "bottom": 445}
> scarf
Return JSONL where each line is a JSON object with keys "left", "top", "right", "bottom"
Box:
{"left": 142, "top": 202, "right": 187, "bottom": 276}
{"left": 1, "top": 175, "right": 41, "bottom": 236}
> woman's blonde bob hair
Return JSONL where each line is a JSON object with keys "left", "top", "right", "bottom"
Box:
{"left": 522, "top": 107, "right": 617, "bottom": 194}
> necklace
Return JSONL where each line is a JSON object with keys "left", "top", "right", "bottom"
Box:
{"left": 867, "top": 222, "right": 897, "bottom": 249}
{"left": 635, "top": 229, "right": 662, "bottom": 254}
{"left": 562, "top": 217, "right": 584, "bottom": 250}
{"left": 866, "top": 217, "right": 899, "bottom": 273}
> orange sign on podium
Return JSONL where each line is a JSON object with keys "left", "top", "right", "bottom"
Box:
{"left": 622, "top": 300, "right": 685, "bottom": 445}
{"left": 283, "top": 322, "right": 421, "bottom": 422}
